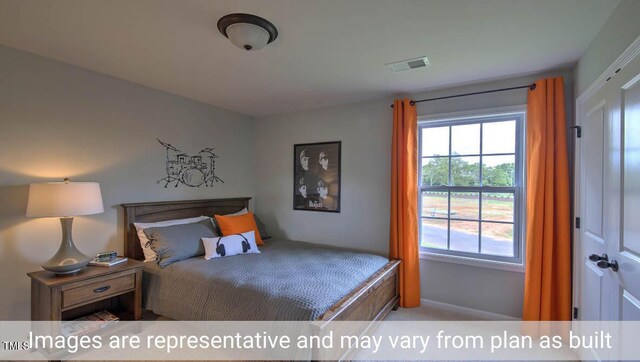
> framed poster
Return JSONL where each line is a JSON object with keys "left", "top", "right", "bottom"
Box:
{"left": 293, "top": 141, "right": 341, "bottom": 212}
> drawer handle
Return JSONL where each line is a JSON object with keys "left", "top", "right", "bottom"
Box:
{"left": 93, "top": 285, "right": 111, "bottom": 293}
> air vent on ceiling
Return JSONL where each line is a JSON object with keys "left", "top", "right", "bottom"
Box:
{"left": 386, "top": 56, "right": 430, "bottom": 73}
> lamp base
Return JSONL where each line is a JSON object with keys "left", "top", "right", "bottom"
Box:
{"left": 42, "top": 266, "right": 85, "bottom": 275}
{"left": 41, "top": 260, "right": 90, "bottom": 275}
{"left": 42, "top": 217, "right": 92, "bottom": 275}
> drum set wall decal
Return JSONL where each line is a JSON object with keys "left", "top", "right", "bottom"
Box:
{"left": 156, "top": 139, "right": 224, "bottom": 188}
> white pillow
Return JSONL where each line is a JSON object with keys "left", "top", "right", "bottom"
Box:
{"left": 227, "top": 208, "right": 248, "bottom": 216}
{"left": 202, "top": 231, "right": 260, "bottom": 260}
{"left": 134, "top": 216, "right": 212, "bottom": 262}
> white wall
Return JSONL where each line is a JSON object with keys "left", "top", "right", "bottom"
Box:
{"left": 574, "top": 0, "right": 640, "bottom": 96}
{"left": 255, "top": 70, "right": 573, "bottom": 318}
{"left": 0, "top": 45, "right": 256, "bottom": 320}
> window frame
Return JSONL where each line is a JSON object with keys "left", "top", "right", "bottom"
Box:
{"left": 417, "top": 106, "right": 526, "bottom": 272}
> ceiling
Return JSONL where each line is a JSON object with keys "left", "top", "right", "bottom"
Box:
{"left": 0, "top": 0, "right": 620, "bottom": 117}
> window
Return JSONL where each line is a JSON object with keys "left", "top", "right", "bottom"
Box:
{"left": 418, "top": 110, "right": 525, "bottom": 266}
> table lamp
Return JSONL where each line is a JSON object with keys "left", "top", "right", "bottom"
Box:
{"left": 26, "top": 178, "right": 104, "bottom": 274}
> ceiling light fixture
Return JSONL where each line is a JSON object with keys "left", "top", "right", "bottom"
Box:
{"left": 217, "top": 13, "right": 278, "bottom": 51}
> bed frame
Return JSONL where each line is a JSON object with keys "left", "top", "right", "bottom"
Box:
{"left": 122, "top": 197, "right": 400, "bottom": 359}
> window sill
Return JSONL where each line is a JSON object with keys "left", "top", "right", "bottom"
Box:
{"left": 419, "top": 251, "right": 525, "bottom": 273}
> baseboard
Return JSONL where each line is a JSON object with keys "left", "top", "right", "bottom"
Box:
{"left": 420, "top": 298, "right": 520, "bottom": 321}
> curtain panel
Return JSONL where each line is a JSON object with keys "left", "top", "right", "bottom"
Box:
{"left": 390, "top": 98, "right": 421, "bottom": 308}
{"left": 523, "top": 77, "right": 572, "bottom": 321}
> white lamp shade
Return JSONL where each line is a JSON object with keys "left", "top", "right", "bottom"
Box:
{"left": 26, "top": 182, "right": 104, "bottom": 217}
{"left": 226, "top": 22, "right": 270, "bottom": 51}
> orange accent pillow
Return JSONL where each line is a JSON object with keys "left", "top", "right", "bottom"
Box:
{"left": 214, "top": 212, "right": 264, "bottom": 246}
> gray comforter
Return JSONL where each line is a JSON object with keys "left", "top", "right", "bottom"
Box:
{"left": 142, "top": 239, "right": 389, "bottom": 321}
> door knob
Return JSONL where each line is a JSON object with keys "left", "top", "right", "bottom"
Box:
{"left": 589, "top": 253, "right": 608, "bottom": 262}
{"left": 596, "top": 259, "right": 619, "bottom": 272}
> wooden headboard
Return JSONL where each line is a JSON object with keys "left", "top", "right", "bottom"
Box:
{"left": 121, "top": 197, "right": 251, "bottom": 260}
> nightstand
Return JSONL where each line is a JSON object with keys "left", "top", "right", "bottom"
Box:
{"left": 28, "top": 259, "right": 144, "bottom": 321}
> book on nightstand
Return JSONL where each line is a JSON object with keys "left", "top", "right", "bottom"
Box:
{"left": 61, "top": 310, "right": 120, "bottom": 336}
{"left": 88, "top": 256, "right": 128, "bottom": 267}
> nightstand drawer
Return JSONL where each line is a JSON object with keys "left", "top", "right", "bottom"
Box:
{"left": 62, "top": 274, "right": 135, "bottom": 308}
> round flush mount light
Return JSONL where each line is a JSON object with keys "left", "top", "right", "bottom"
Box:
{"left": 217, "top": 13, "right": 278, "bottom": 51}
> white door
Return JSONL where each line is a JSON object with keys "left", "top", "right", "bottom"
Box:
{"left": 607, "top": 52, "right": 640, "bottom": 322}
{"left": 576, "top": 49, "right": 640, "bottom": 324}
{"left": 577, "top": 77, "right": 612, "bottom": 322}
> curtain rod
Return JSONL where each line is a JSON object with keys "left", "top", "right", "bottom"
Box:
{"left": 390, "top": 83, "right": 536, "bottom": 108}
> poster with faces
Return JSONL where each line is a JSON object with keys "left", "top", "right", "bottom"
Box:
{"left": 293, "top": 141, "right": 341, "bottom": 212}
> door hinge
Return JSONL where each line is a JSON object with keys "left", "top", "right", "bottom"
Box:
{"left": 570, "top": 126, "right": 582, "bottom": 138}
{"left": 606, "top": 68, "right": 622, "bottom": 82}
{"left": 573, "top": 307, "right": 579, "bottom": 319}
{"left": 575, "top": 217, "right": 581, "bottom": 229}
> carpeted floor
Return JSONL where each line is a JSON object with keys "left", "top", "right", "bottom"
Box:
{"left": 385, "top": 304, "right": 486, "bottom": 321}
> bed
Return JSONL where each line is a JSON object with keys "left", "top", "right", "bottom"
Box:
{"left": 121, "top": 197, "right": 400, "bottom": 325}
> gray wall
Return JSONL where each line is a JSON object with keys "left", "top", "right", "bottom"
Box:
{"left": 0, "top": 45, "right": 256, "bottom": 320}
{"left": 255, "top": 98, "right": 393, "bottom": 255}
{"left": 255, "top": 70, "right": 573, "bottom": 318}
{"left": 574, "top": 0, "right": 640, "bottom": 96}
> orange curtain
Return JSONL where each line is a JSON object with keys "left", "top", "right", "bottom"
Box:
{"left": 523, "top": 77, "right": 571, "bottom": 321}
{"left": 390, "top": 98, "right": 421, "bottom": 308}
